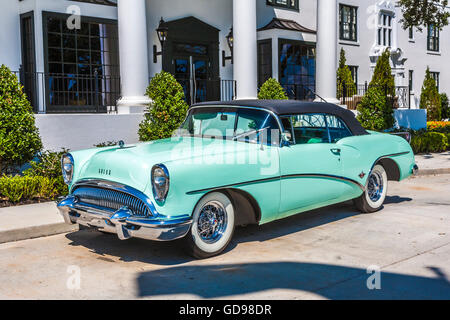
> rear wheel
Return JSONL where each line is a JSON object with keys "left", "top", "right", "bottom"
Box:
{"left": 184, "top": 192, "right": 235, "bottom": 259}
{"left": 354, "top": 164, "right": 388, "bottom": 213}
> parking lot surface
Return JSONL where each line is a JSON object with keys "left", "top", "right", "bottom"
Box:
{"left": 0, "top": 175, "right": 449, "bottom": 300}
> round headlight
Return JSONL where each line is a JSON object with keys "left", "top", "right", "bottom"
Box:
{"left": 61, "top": 154, "right": 74, "bottom": 185}
{"left": 151, "top": 164, "right": 170, "bottom": 203}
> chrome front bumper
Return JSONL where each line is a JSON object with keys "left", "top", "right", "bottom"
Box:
{"left": 57, "top": 196, "right": 192, "bottom": 241}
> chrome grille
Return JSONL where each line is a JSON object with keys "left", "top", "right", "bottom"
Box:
{"left": 72, "top": 186, "right": 151, "bottom": 217}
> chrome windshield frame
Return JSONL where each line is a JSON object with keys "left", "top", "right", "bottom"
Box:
{"left": 180, "top": 105, "right": 287, "bottom": 147}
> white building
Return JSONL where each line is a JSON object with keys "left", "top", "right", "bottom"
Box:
{"left": 0, "top": 0, "right": 444, "bottom": 150}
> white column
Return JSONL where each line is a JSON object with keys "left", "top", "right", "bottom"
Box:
{"left": 117, "top": 0, "right": 151, "bottom": 114}
{"left": 233, "top": 0, "right": 258, "bottom": 100}
{"left": 315, "top": 0, "right": 339, "bottom": 104}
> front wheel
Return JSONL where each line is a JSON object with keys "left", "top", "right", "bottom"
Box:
{"left": 183, "top": 192, "right": 235, "bottom": 259}
{"left": 354, "top": 164, "right": 388, "bottom": 213}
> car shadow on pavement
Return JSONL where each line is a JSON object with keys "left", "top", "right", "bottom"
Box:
{"left": 384, "top": 195, "right": 413, "bottom": 204}
{"left": 64, "top": 201, "right": 362, "bottom": 266}
{"left": 136, "top": 261, "right": 450, "bottom": 299}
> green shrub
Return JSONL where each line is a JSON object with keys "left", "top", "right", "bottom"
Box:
{"left": 23, "top": 150, "right": 69, "bottom": 197}
{"left": 0, "top": 65, "right": 42, "bottom": 174}
{"left": 336, "top": 48, "right": 356, "bottom": 98}
{"left": 441, "top": 93, "right": 449, "bottom": 120}
{"left": 357, "top": 49, "right": 395, "bottom": 131}
{"left": 139, "top": 72, "right": 189, "bottom": 141}
{"left": 258, "top": 78, "right": 288, "bottom": 100}
{"left": 0, "top": 175, "right": 58, "bottom": 203}
{"left": 420, "top": 67, "right": 441, "bottom": 121}
{"left": 410, "top": 132, "right": 448, "bottom": 154}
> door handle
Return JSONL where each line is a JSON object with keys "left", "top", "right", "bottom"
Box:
{"left": 330, "top": 148, "right": 341, "bottom": 154}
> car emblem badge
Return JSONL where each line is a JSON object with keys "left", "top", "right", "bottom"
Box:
{"left": 359, "top": 171, "right": 366, "bottom": 179}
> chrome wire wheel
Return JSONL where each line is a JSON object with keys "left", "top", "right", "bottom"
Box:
{"left": 186, "top": 192, "right": 235, "bottom": 259}
{"left": 354, "top": 164, "right": 388, "bottom": 213}
{"left": 197, "top": 201, "right": 228, "bottom": 244}
{"left": 367, "top": 171, "right": 384, "bottom": 202}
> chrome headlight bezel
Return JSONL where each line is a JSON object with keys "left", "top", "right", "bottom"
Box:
{"left": 151, "top": 164, "right": 170, "bottom": 203}
{"left": 61, "top": 154, "right": 74, "bottom": 185}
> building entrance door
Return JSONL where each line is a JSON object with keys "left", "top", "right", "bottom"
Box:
{"left": 161, "top": 17, "right": 220, "bottom": 105}
{"left": 173, "top": 45, "right": 212, "bottom": 104}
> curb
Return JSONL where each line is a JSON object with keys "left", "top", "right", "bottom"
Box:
{"left": 0, "top": 223, "right": 79, "bottom": 245}
{"left": 417, "top": 168, "right": 450, "bottom": 176}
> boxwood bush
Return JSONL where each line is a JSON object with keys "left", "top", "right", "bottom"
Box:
{"left": 139, "top": 72, "right": 189, "bottom": 141}
{"left": 0, "top": 175, "right": 58, "bottom": 204}
{"left": 0, "top": 65, "right": 42, "bottom": 174}
{"left": 258, "top": 78, "right": 288, "bottom": 100}
{"left": 24, "top": 149, "right": 69, "bottom": 197}
{"left": 410, "top": 132, "right": 448, "bottom": 154}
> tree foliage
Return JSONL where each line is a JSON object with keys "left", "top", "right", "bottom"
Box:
{"left": 440, "top": 93, "right": 449, "bottom": 119}
{"left": 138, "top": 72, "right": 189, "bottom": 141}
{"left": 357, "top": 49, "right": 396, "bottom": 131}
{"left": 420, "top": 67, "right": 442, "bottom": 121}
{"left": 258, "top": 78, "right": 288, "bottom": 100}
{"left": 398, "top": 0, "right": 450, "bottom": 31}
{"left": 0, "top": 64, "right": 42, "bottom": 174}
{"left": 336, "top": 48, "right": 356, "bottom": 98}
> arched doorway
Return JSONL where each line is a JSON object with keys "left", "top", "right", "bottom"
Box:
{"left": 162, "top": 16, "right": 220, "bottom": 104}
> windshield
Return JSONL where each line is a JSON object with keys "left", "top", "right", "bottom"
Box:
{"left": 179, "top": 107, "right": 281, "bottom": 146}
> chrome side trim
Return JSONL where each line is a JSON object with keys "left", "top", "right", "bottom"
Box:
{"left": 283, "top": 174, "right": 365, "bottom": 191}
{"left": 186, "top": 173, "right": 365, "bottom": 195}
{"left": 370, "top": 151, "right": 412, "bottom": 171}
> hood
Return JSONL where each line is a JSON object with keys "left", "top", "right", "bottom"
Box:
{"left": 77, "top": 137, "right": 250, "bottom": 191}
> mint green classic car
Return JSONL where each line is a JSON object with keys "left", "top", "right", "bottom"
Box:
{"left": 58, "top": 100, "right": 418, "bottom": 258}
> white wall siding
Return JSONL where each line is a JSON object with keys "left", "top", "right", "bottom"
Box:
{"left": 338, "top": 1, "right": 450, "bottom": 105}
{"left": 0, "top": 0, "right": 22, "bottom": 71}
{"left": 35, "top": 113, "right": 145, "bottom": 151}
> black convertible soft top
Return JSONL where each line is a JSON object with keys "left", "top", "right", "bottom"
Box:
{"left": 191, "top": 100, "right": 368, "bottom": 136}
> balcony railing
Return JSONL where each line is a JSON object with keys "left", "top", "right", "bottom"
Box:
{"left": 13, "top": 70, "right": 121, "bottom": 113}
{"left": 152, "top": 77, "right": 237, "bottom": 106}
{"left": 338, "top": 82, "right": 410, "bottom": 110}
{"left": 13, "top": 70, "right": 237, "bottom": 113}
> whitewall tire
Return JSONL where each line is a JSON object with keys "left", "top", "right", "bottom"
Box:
{"left": 184, "top": 192, "right": 235, "bottom": 259}
{"left": 354, "top": 164, "right": 388, "bottom": 213}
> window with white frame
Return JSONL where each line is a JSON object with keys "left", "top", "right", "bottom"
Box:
{"left": 348, "top": 65, "right": 358, "bottom": 85}
{"left": 377, "top": 12, "right": 393, "bottom": 46}
{"left": 427, "top": 25, "right": 440, "bottom": 52}
{"left": 430, "top": 72, "right": 440, "bottom": 91}
{"left": 408, "top": 27, "right": 414, "bottom": 40}
{"left": 339, "top": 4, "right": 358, "bottom": 42}
{"left": 266, "top": 0, "right": 299, "bottom": 10}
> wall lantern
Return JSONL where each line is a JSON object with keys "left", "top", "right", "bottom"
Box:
{"left": 153, "top": 17, "right": 168, "bottom": 63}
{"left": 222, "top": 27, "right": 233, "bottom": 67}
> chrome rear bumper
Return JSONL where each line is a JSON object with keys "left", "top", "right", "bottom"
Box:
{"left": 57, "top": 196, "right": 192, "bottom": 241}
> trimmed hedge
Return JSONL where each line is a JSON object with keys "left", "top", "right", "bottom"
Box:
{"left": 24, "top": 150, "right": 69, "bottom": 197}
{"left": 0, "top": 175, "right": 58, "bottom": 204}
{"left": 410, "top": 132, "right": 448, "bottom": 154}
{"left": 258, "top": 78, "right": 288, "bottom": 100}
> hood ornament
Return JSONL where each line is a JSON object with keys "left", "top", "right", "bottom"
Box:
{"left": 119, "top": 140, "right": 125, "bottom": 148}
